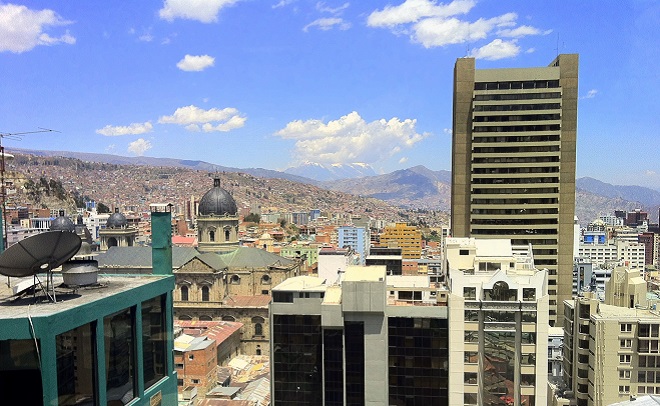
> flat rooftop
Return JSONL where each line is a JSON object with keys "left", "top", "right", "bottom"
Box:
{"left": 0, "top": 271, "right": 170, "bottom": 320}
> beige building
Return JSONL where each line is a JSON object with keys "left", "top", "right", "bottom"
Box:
{"left": 446, "top": 237, "right": 549, "bottom": 405}
{"left": 378, "top": 222, "right": 423, "bottom": 260}
{"left": 561, "top": 266, "right": 660, "bottom": 406}
{"left": 451, "top": 54, "right": 579, "bottom": 327}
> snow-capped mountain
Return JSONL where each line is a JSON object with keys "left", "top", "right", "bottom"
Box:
{"left": 284, "top": 162, "right": 377, "bottom": 181}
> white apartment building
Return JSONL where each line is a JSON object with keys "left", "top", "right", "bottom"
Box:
{"left": 446, "top": 237, "right": 549, "bottom": 405}
{"left": 578, "top": 240, "right": 645, "bottom": 272}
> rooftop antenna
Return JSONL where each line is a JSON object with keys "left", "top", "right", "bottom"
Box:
{"left": 554, "top": 33, "right": 564, "bottom": 58}
{"left": 0, "top": 128, "right": 59, "bottom": 287}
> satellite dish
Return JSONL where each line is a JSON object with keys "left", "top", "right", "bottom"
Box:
{"left": 0, "top": 231, "right": 82, "bottom": 277}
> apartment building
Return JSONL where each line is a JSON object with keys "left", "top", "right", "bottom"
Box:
{"left": 561, "top": 266, "right": 659, "bottom": 405}
{"left": 378, "top": 222, "right": 423, "bottom": 260}
{"left": 446, "top": 237, "right": 549, "bottom": 405}
{"left": 337, "top": 225, "right": 369, "bottom": 265}
{"left": 451, "top": 54, "right": 579, "bottom": 326}
{"left": 578, "top": 240, "right": 645, "bottom": 272}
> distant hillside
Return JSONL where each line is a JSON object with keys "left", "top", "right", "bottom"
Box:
{"left": 7, "top": 148, "right": 658, "bottom": 226}
{"left": 576, "top": 177, "right": 660, "bottom": 208}
{"left": 8, "top": 147, "right": 316, "bottom": 185}
{"left": 4, "top": 152, "right": 449, "bottom": 227}
{"left": 323, "top": 166, "right": 452, "bottom": 210}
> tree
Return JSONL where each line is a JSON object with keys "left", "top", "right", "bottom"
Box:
{"left": 244, "top": 213, "right": 260, "bottom": 223}
{"left": 97, "top": 202, "right": 111, "bottom": 213}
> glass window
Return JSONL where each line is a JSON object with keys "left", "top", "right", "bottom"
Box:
{"left": 142, "top": 296, "right": 166, "bottom": 389}
{"left": 201, "top": 286, "right": 209, "bottom": 302}
{"left": 1, "top": 339, "right": 43, "bottom": 405}
{"left": 463, "top": 287, "right": 476, "bottom": 300}
{"left": 104, "top": 307, "right": 135, "bottom": 404}
{"left": 464, "top": 351, "right": 479, "bottom": 363}
{"left": 465, "top": 310, "right": 479, "bottom": 321}
{"left": 523, "top": 288, "right": 535, "bottom": 301}
{"left": 180, "top": 285, "right": 188, "bottom": 301}
{"left": 484, "top": 281, "right": 517, "bottom": 301}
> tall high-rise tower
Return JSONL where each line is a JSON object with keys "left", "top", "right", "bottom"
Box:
{"left": 451, "top": 54, "right": 578, "bottom": 326}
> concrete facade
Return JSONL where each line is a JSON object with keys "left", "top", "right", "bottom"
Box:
{"left": 446, "top": 237, "right": 549, "bottom": 406}
{"left": 451, "top": 55, "right": 579, "bottom": 327}
{"left": 269, "top": 266, "right": 450, "bottom": 405}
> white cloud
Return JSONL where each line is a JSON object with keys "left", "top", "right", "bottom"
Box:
{"left": 159, "top": 0, "right": 240, "bottom": 23}
{"left": 468, "top": 38, "right": 520, "bottom": 60}
{"left": 272, "top": 0, "right": 296, "bottom": 8}
{"left": 367, "top": 1, "right": 548, "bottom": 60}
{"left": 96, "top": 122, "right": 153, "bottom": 136}
{"left": 139, "top": 32, "right": 154, "bottom": 42}
{"left": 158, "top": 105, "right": 246, "bottom": 132}
{"left": 367, "top": 0, "right": 475, "bottom": 27}
{"left": 399, "top": 157, "right": 408, "bottom": 164}
{"left": 128, "top": 138, "right": 153, "bottom": 156}
{"left": 443, "top": 128, "right": 452, "bottom": 135}
{"left": 497, "top": 25, "right": 549, "bottom": 38}
{"left": 526, "top": 47, "right": 535, "bottom": 53}
{"left": 581, "top": 89, "right": 598, "bottom": 99}
{"left": 0, "top": 4, "right": 76, "bottom": 53}
{"left": 413, "top": 13, "right": 516, "bottom": 48}
{"left": 317, "top": 2, "right": 350, "bottom": 14}
{"left": 274, "top": 111, "right": 429, "bottom": 165}
{"left": 303, "top": 17, "right": 351, "bottom": 32}
{"left": 176, "top": 54, "right": 215, "bottom": 71}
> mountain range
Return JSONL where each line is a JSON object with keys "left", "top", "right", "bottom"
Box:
{"left": 284, "top": 162, "right": 377, "bottom": 182}
{"left": 7, "top": 148, "right": 659, "bottom": 225}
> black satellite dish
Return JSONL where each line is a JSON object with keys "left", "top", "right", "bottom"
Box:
{"left": 0, "top": 231, "right": 82, "bottom": 302}
{"left": 0, "top": 231, "right": 82, "bottom": 277}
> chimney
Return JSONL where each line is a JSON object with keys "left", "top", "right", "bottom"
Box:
{"left": 150, "top": 203, "right": 173, "bottom": 275}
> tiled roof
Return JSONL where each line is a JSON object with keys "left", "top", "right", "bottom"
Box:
{"left": 197, "top": 252, "right": 228, "bottom": 270}
{"left": 222, "top": 295, "right": 271, "bottom": 308}
{"left": 217, "top": 246, "right": 295, "bottom": 269}
{"left": 97, "top": 246, "right": 198, "bottom": 268}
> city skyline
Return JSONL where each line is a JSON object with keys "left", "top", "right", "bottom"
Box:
{"left": 1, "top": 0, "right": 658, "bottom": 188}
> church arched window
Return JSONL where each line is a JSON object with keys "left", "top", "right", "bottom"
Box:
{"left": 181, "top": 285, "right": 189, "bottom": 301}
{"left": 202, "top": 286, "right": 210, "bottom": 302}
{"left": 209, "top": 230, "right": 215, "bottom": 242}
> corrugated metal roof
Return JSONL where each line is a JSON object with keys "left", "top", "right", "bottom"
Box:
{"left": 236, "top": 376, "right": 270, "bottom": 406}
{"left": 174, "top": 334, "right": 213, "bottom": 352}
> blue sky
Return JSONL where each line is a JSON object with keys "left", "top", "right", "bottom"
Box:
{"left": 1, "top": 0, "right": 658, "bottom": 187}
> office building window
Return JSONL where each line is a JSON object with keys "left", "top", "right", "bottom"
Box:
{"left": 57, "top": 323, "right": 95, "bottom": 406}
{"left": 104, "top": 307, "right": 135, "bottom": 404}
{"left": 142, "top": 296, "right": 166, "bottom": 389}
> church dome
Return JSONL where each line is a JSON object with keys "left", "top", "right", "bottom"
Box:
{"left": 50, "top": 215, "right": 76, "bottom": 232}
{"left": 107, "top": 211, "right": 127, "bottom": 228}
{"left": 198, "top": 177, "right": 237, "bottom": 216}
